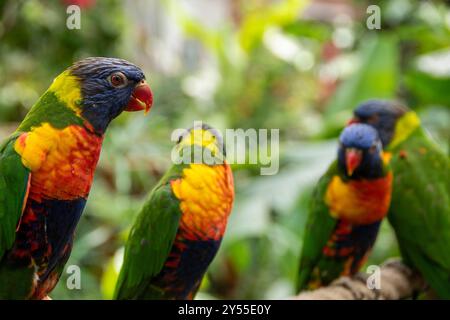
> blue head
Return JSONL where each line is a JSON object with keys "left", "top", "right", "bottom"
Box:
{"left": 338, "top": 124, "right": 384, "bottom": 179}
{"left": 350, "top": 99, "right": 407, "bottom": 147}
{"left": 69, "top": 57, "right": 153, "bottom": 134}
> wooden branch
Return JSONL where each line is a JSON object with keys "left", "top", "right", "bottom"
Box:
{"left": 293, "top": 259, "right": 426, "bottom": 300}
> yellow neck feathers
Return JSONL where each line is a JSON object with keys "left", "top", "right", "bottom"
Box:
{"left": 389, "top": 111, "right": 421, "bottom": 149}
{"left": 178, "top": 128, "right": 222, "bottom": 157}
{"left": 382, "top": 151, "right": 392, "bottom": 166}
{"left": 48, "top": 70, "right": 82, "bottom": 115}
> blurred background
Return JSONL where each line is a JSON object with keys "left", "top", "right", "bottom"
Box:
{"left": 0, "top": 0, "right": 448, "bottom": 299}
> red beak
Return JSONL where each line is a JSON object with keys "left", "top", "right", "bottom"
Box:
{"left": 125, "top": 80, "right": 153, "bottom": 114}
{"left": 347, "top": 117, "right": 359, "bottom": 125}
{"left": 345, "top": 148, "right": 362, "bottom": 176}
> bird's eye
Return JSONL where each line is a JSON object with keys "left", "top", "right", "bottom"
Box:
{"left": 109, "top": 72, "right": 128, "bottom": 88}
{"left": 369, "top": 145, "right": 377, "bottom": 153}
{"left": 367, "top": 114, "right": 379, "bottom": 124}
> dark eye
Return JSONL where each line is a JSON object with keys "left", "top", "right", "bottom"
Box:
{"left": 367, "top": 114, "right": 379, "bottom": 124}
{"left": 369, "top": 145, "right": 377, "bottom": 153}
{"left": 109, "top": 72, "right": 128, "bottom": 88}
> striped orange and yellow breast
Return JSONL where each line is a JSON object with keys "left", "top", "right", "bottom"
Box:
{"left": 14, "top": 123, "right": 103, "bottom": 201}
{"left": 325, "top": 172, "right": 392, "bottom": 225}
{"left": 170, "top": 163, "right": 234, "bottom": 241}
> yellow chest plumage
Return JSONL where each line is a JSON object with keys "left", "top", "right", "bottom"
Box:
{"left": 170, "top": 163, "right": 234, "bottom": 240}
{"left": 14, "top": 123, "right": 103, "bottom": 200}
{"left": 325, "top": 172, "right": 393, "bottom": 225}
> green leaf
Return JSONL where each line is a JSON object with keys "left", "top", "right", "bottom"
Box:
{"left": 238, "top": 0, "right": 309, "bottom": 52}
{"left": 324, "top": 34, "right": 399, "bottom": 131}
{"left": 404, "top": 69, "right": 450, "bottom": 107}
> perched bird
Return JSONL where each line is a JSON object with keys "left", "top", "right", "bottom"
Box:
{"left": 0, "top": 57, "right": 153, "bottom": 299}
{"left": 350, "top": 100, "right": 450, "bottom": 298}
{"left": 297, "top": 124, "right": 392, "bottom": 291}
{"left": 114, "top": 124, "right": 234, "bottom": 300}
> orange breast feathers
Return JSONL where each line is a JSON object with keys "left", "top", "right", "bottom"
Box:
{"left": 14, "top": 123, "right": 103, "bottom": 201}
{"left": 170, "top": 163, "right": 235, "bottom": 241}
{"left": 325, "top": 172, "right": 393, "bottom": 225}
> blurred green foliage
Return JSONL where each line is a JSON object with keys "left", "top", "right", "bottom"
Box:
{"left": 0, "top": 0, "right": 448, "bottom": 299}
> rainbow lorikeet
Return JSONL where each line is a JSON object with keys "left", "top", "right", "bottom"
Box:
{"left": 351, "top": 100, "right": 450, "bottom": 298}
{"left": 114, "top": 124, "right": 234, "bottom": 300}
{"left": 297, "top": 124, "right": 393, "bottom": 291}
{"left": 0, "top": 57, "right": 153, "bottom": 299}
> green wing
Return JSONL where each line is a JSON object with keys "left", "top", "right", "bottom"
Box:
{"left": 114, "top": 165, "right": 184, "bottom": 300}
{"left": 0, "top": 134, "right": 31, "bottom": 259}
{"left": 388, "top": 128, "right": 450, "bottom": 298}
{"left": 297, "top": 161, "right": 339, "bottom": 292}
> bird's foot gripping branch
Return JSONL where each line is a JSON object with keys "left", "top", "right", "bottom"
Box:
{"left": 294, "top": 259, "right": 426, "bottom": 300}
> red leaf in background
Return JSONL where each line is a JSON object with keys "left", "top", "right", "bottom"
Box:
{"left": 63, "top": 0, "right": 96, "bottom": 9}
{"left": 317, "top": 41, "right": 340, "bottom": 107}
{"left": 321, "top": 41, "right": 341, "bottom": 62}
